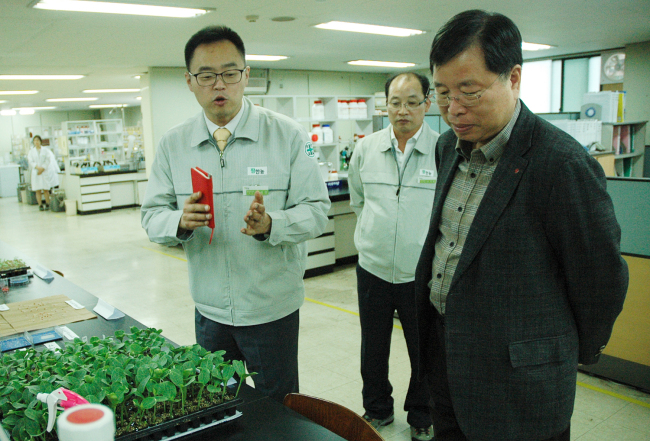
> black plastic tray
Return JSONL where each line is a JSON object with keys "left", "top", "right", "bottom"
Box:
{"left": 115, "top": 397, "right": 242, "bottom": 441}
{"left": 0, "top": 267, "right": 29, "bottom": 279}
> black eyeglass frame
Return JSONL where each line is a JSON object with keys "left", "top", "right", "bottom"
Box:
{"left": 188, "top": 68, "right": 246, "bottom": 87}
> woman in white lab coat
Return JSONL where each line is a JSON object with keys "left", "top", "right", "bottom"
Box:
{"left": 27, "top": 135, "right": 59, "bottom": 211}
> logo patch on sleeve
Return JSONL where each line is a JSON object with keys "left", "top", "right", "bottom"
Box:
{"left": 304, "top": 142, "right": 315, "bottom": 158}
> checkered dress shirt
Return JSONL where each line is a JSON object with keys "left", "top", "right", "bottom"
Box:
{"left": 429, "top": 101, "right": 521, "bottom": 314}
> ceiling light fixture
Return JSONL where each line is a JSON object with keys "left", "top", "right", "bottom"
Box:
{"left": 245, "top": 55, "right": 288, "bottom": 61}
{"left": 0, "top": 90, "right": 39, "bottom": 95}
{"left": 133, "top": 75, "right": 141, "bottom": 79}
{"left": 315, "top": 21, "right": 424, "bottom": 37}
{"left": 522, "top": 42, "right": 554, "bottom": 51}
{"left": 271, "top": 16, "right": 295, "bottom": 22}
{"left": 89, "top": 104, "right": 128, "bottom": 108}
{"left": 348, "top": 60, "right": 416, "bottom": 68}
{"left": 0, "top": 100, "right": 7, "bottom": 104}
{"left": 0, "top": 75, "right": 85, "bottom": 80}
{"left": 13, "top": 106, "right": 57, "bottom": 110}
{"left": 136, "top": 96, "right": 142, "bottom": 100}
{"left": 46, "top": 97, "right": 98, "bottom": 102}
{"left": 19, "top": 109, "right": 35, "bottom": 115}
{"left": 31, "top": 0, "right": 210, "bottom": 18}
{"left": 83, "top": 89, "right": 140, "bottom": 93}
{"left": 1, "top": 110, "right": 18, "bottom": 116}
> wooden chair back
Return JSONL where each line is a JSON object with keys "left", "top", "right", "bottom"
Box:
{"left": 283, "top": 393, "right": 384, "bottom": 441}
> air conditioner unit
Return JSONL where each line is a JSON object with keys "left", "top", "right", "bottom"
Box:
{"left": 245, "top": 77, "right": 268, "bottom": 95}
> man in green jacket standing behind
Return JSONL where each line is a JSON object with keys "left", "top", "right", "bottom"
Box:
{"left": 349, "top": 72, "right": 439, "bottom": 441}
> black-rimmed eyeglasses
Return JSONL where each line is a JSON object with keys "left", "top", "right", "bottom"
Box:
{"left": 188, "top": 69, "right": 245, "bottom": 87}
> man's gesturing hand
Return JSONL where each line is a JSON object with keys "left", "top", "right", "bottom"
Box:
{"left": 241, "top": 191, "right": 272, "bottom": 236}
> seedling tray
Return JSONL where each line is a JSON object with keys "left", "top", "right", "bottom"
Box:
{"left": 0, "top": 267, "right": 29, "bottom": 279}
{"left": 115, "top": 397, "right": 242, "bottom": 441}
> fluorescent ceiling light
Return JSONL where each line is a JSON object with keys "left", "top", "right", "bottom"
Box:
{"left": 522, "top": 42, "right": 554, "bottom": 51}
{"left": 0, "top": 75, "right": 84, "bottom": 80}
{"left": 83, "top": 89, "right": 140, "bottom": 93}
{"left": 13, "top": 106, "right": 57, "bottom": 110}
{"left": 315, "top": 21, "right": 424, "bottom": 37}
{"left": 19, "top": 109, "right": 35, "bottom": 115}
{"left": 32, "top": 0, "right": 210, "bottom": 18}
{"left": 0, "top": 100, "right": 7, "bottom": 104}
{"left": 89, "top": 104, "right": 128, "bottom": 108}
{"left": 0, "top": 90, "right": 39, "bottom": 95}
{"left": 1, "top": 110, "right": 17, "bottom": 116}
{"left": 136, "top": 96, "right": 142, "bottom": 100}
{"left": 348, "top": 60, "right": 416, "bottom": 68}
{"left": 245, "top": 55, "right": 288, "bottom": 61}
{"left": 46, "top": 97, "right": 98, "bottom": 102}
{"left": 133, "top": 75, "right": 141, "bottom": 79}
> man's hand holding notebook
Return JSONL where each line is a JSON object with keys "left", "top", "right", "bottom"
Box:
{"left": 188, "top": 167, "right": 215, "bottom": 244}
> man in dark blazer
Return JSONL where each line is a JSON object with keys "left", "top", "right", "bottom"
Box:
{"left": 415, "top": 10, "right": 629, "bottom": 441}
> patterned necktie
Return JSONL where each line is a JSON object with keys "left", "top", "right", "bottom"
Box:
{"left": 214, "top": 127, "right": 231, "bottom": 152}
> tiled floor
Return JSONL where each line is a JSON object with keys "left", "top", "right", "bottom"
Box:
{"left": 1, "top": 197, "right": 649, "bottom": 440}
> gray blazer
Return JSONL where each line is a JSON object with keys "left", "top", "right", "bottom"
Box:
{"left": 415, "top": 102, "right": 628, "bottom": 440}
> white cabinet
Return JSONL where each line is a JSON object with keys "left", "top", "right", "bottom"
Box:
{"left": 306, "top": 219, "right": 336, "bottom": 272}
{"left": 248, "top": 95, "right": 375, "bottom": 172}
{"left": 70, "top": 175, "right": 111, "bottom": 213}
{"left": 136, "top": 180, "right": 148, "bottom": 205}
{"left": 0, "top": 165, "right": 20, "bottom": 198}
{"left": 304, "top": 199, "right": 358, "bottom": 277}
{"left": 64, "top": 172, "right": 147, "bottom": 214}
{"left": 62, "top": 119, "right": 124, "bottom": 165}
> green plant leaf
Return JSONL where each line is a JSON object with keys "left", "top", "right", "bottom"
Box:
{"left": 169, "top": 368, "right": 183, "bottom": 387}
{"left": 129, "top": 343, "right": 144, "bottom": 355}
{"left": 198, "top": 368, "right": 210, "bottom": 385}
{"left": 137, "top": 375, "right": 151, "bottom": 395}
{"left": 24, "top": 418, "right": 42, "bottom": 437}
{"left": 221, "top": 365, "right": 235, "bottom": 383}
{"left": 232, "top": 359, "right": 246, "bottom": 377}
{"left": 2, "top": 414, "right": 21, "bottom": 426}
{"left": 23, "top": 408, "right": 41, "bottom": 421}
{"left": 160, "top": 382, "right": 176, "bottom": 401}
{"left": 141, "top": 397, "right": 156, "bottom": 410}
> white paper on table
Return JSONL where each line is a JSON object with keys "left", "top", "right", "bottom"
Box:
{"left": 93, "top": 299, "right": 125, "bottom": 320}
{"left": 65, "top": 299, "right": 85, "bottom": 310}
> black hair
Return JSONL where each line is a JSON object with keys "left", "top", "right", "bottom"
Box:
{"left": 184, "top": 25, "right": 246, "bottom": 70}
{"left": 430, "top": 10, "right": 522, "bottom": 76}
{"left": 33, "top": 135, "right": 42, "bottom": 143}
{"left": 384, "top": 72, "right": 430, "bottom": 99}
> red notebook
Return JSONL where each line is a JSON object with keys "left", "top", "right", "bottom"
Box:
{"left": 191, "top": 167, "right": 215, "bottom": 244}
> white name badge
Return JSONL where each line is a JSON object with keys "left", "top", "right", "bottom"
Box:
{"left": 420, "top": 169, "right": 435, "bottom": 177}
{"left": 243, "top": 185, "right": 269, "bottom": 196}
{"left": 248, "top": 167, "right": 268, "bottom": 176}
